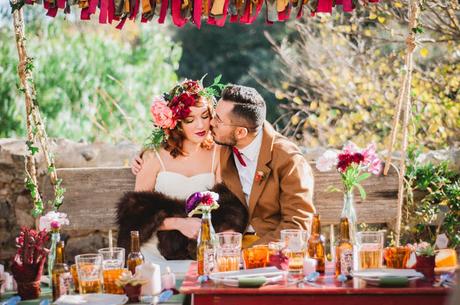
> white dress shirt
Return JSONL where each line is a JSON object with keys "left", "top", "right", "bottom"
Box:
{"left": 233, "top": 130, "right": 263, "bottom": 206}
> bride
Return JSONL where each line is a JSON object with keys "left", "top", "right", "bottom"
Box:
{"left": 116, "top": 79, "right": 248, "bottom": 276}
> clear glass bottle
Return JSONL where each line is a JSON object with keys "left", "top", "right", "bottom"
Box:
{"left": 307, "top": 214, "right": 325, "bottom": 273}
{"left": 127, "top": 231, "right": 144, "bottom": 275}
{"left": 52, "top": 241, "right": 71, "bottom": 301}
{"left": 335, "top": 217, "right": 354, "bottom": 277}
{"left": 196, "top": 211, "right": 217, "bottom": 276}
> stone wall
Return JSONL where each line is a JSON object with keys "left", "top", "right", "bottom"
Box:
{"left": 1, "top": 138, "right": 458, "bottom": 266}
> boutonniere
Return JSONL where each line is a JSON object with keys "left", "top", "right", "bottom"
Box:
{"left": 254, "top": 171, "right": 266, "bottom": 184}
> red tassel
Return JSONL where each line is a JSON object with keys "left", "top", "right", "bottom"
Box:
{"left": 171, "top": 0, "right": 188, "bottom": 27}
{"left": 130, "top": 0, "right": 140, "bottom": 20}
{"left": 115, "top": 17, "right": 128, "bottom": 29}
{"left": 193, "top": 0, "right": 202, "bottom": 28}
{"left": 81, "top": 0, "right": 97, "bottom": 20}
{"left": 108, "top": 0, "right": 115, "bottom": 23}
{"left": 99, "top": 0, "right": 109, "bottom": 23}
{"left": 208, "top": 0, "right": 230, "bottom": 27}
{"left": 316, "top": 0, "right": 333, "bottom": 13}
{"left": 158, "top": 0, "right": 169, "bottom": 23}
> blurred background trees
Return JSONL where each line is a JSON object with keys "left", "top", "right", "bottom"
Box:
{"left": 1, "top": 1, "right": 459, "bottom": 150}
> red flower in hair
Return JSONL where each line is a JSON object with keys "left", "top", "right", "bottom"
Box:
{"left": 169, "top": 93, "right": 197, "bottom": 120}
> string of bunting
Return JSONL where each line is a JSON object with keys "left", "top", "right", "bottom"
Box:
{"left": 17, "top": 0, "right": 379, "bottom": 29}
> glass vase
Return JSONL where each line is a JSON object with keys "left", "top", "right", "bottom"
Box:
{"left": 341, "top": 191, "right": 357, "bottom": 244}
{"left": 196, "top": 210, "right": 217, "bottom": 276}
{"left": 48, "top": 231, "right": 60, "bottom": 288}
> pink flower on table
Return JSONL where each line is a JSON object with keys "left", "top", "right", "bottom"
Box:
{"left": 39, "top": 211, "right": 69, "bottom": 232}
{"left": 342, "top": 141, "right": 359, "bottom": 154}
{"left": 150, "top": 98, "right": 177, "bottom": 129}
{"left": 368, "top": 157, "right": 382, "bottom": 175}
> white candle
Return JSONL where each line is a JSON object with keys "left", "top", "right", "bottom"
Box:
{"left": 303, "top": 258, "right": 317, "bottom": 276}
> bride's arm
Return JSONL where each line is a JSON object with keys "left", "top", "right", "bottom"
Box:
{"left": 134, "top": 151, "right": 160, "bottom": 192}
{"left": 159, "top": 217, "right": 201, "bottom": 239}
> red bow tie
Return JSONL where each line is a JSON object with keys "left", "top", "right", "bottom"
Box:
{"left": 232, "top": 147, "right": 247, "bottom": 167}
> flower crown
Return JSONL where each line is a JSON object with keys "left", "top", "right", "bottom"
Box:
{"left": 144, "top": 75, "right": 225, "bottom": 149}
{"left": 185, "top": 191, "right": 220, "bottom": 217}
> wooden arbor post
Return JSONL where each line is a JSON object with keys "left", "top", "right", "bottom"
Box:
{"left": 383, "top": 0, "right": 420, "bottom": 246}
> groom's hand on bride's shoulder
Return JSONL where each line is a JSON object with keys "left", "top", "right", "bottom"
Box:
{"left": 131, "top": 155, "right": 143, "bottom": 175}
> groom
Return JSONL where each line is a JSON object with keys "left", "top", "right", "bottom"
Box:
{"left": 210, "top": 85, "right": 315, "bottom": 245}
{"left": 132, "top": 84, "right": 315, "bottom": 246}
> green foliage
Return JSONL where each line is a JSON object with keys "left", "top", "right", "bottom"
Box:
{"left": 402, "top": 146, "right": 460, "bottom": 249}
{"left": 1, "top": 6, "right": 182, "bottom": 143}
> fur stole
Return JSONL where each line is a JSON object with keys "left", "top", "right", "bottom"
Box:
{"left": 116, "top": 183, "right": 248, "bottom": 260}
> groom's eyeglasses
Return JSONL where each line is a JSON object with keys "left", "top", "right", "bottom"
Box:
{"left": 213, "top": 114, "right": 258, "bottom": 132}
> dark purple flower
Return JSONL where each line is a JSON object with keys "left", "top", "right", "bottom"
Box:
{"left": 185, "top": 192, "right": 202, "bottom": 214}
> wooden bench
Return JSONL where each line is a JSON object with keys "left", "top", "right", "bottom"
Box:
{"left": 41, "top": 163, "right": 399, "bottom": 235}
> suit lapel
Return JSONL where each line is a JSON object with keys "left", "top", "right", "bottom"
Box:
{"left": 220, "top": 146, "right": 246, "bottom": 206}
{"left": 248, "top": 124, "right": 275, "bottom": 218}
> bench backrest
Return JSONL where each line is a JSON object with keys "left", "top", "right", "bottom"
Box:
{"left": 41, "top": 163, "right": 399, "bottom": 234}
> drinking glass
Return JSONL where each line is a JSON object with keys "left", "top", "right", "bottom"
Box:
{"left": 216, "top": 232, "right": 242, "bottom": 272}
{"left": 280, "top": 229, "right": 307, "bottom": 275}
{"left": 75, "top": 254, "right": 103, "bottom": 294}
{"left": 98, "top": 247, "right": 125, "bottom": 294}
{"left": 356, "top": 231, "right": 384, "bottom": 270}
{"left": 242, "top": 245, "right": 269, "bottom": 269}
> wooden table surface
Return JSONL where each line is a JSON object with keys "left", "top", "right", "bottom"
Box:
{"left": 180, "top": 263, "right": 452, "bottom": 305}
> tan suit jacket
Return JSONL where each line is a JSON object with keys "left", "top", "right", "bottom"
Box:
{"left": 220, "top": 122, "right": 315, "bottom": 245}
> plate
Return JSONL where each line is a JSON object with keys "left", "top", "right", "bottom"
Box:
{"left": 209, "top": 267, "right": 286, "bottom": 287}
{"left": 54, "top": 294, "right": 128, "bottom": 305}
{"left": 352, "top": 269, "right": 424, "bottom": 286}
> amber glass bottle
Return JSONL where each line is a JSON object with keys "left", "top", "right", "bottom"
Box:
{"left": 52, "top": 241, "right": 71, "bottom": 301}
{"left": 335, "top": 217, "right": 354, "bottom": 277}
{"left": 307, "top": 214, "right": 326, "bottom": 273}
{"left": 127, "top": 231, "right": 144, "bottom": 275}
{"left": 197, "top": 211, "right": 217, "bottom": 276}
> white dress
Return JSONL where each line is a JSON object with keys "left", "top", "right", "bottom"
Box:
{"left": 140, "top": 147, "right": 216, "bottom": 278}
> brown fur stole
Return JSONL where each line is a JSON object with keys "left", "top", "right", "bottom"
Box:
{"left": 116, "top": 183, "right": 248, "bottom": 260}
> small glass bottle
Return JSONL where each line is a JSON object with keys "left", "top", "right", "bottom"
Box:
{"left": 127, "top": 231, "right": 144, "bottom": 275}
{"left": 197, "top": 211, "right": 217, "bottom": 276}
{"left": 51, "top": 241, "right": 71, "bottom": 301}
{"left": 307, "top": 214, "right": 326, "bottom": 273}
{"left": 335, "top": 217, "right": 354, "bottom": 277}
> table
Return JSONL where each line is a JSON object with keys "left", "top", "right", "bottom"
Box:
{"left": 180, "top": 263, "right": 451, "bottom": 305}
{"left": 0, "top": 283, "right": 185, "bottom": 305}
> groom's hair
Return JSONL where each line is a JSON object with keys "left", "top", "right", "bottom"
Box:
{"left": 221, "top": 85, "right": 266, "bottom": 130}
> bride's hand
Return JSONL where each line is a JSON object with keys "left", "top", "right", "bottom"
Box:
{"left": 176, "top": 218, "right": 201, "bottom": 239}
{"left": 131, "top": 155, "right": 143, "bottom": 175}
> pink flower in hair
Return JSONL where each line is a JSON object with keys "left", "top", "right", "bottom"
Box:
{"left": 150, "top": 98, "right": 177, "bottom": 129}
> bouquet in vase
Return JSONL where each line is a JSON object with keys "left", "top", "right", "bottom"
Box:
{"left": 316, "top": 142, "right": 382, "bottom": 236}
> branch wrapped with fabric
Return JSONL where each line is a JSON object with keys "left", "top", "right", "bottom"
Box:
{"left": 116, "top": 183, "right": 248, "bottom": 260}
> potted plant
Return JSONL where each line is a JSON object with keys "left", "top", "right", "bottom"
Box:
{"left": 413, "top": 242, "right": 436, "bottom": 280}
{"left": 115, "top": 271, "right": 147, "bottom": 302}
{"left": 11, "top": 227, "right": 49, "bottom": 300}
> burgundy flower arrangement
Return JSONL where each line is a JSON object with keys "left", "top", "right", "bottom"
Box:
{"left": 11, "top": 227, "right": 49, "bottom": 300}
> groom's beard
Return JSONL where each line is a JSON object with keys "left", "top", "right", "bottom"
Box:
{"left": 211, "top": 130, "right": 237, "bottom": 147}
